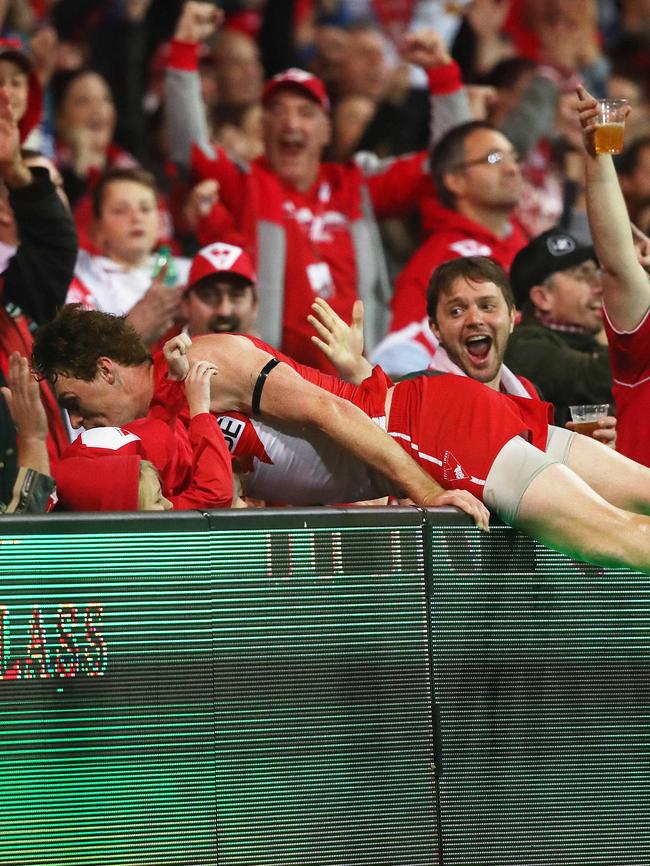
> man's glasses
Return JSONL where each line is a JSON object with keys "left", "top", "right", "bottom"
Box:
{"left": 451, "top": 150, "right": 522, "bottom": 171}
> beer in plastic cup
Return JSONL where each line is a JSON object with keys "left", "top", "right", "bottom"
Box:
{"left": 593, "top": 99, "right": 629, "bottom": 155}
{"left": 568, "top": 404, "right": 609, "bottom": 437}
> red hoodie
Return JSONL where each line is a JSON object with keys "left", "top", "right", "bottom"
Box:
{"left": 389, "top": 198, "right": 529, "bottom": 332}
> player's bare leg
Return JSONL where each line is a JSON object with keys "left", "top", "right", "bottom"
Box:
{"left": 516, "top": 462, "right": 650, "bottom": 573}
{"left": 563, "top": 433, "right": 650, "bottom": 515}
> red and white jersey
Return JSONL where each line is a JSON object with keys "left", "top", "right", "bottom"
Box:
{"left": 386, "top": 374, "right": 552, "bottom": 501}
{"left": 66, "top": 250, "right": 191, "bottom": 315}
{"left": 214, "top": 352, "right": 394, "bottom": 504}
{"left": 604, "top": 305, "right": 650, "bottom": 467}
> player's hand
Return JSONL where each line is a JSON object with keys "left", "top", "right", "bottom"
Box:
{"left": 174, "top": 1, "right": 223, "bottom": 43}
{"left": 566, "top": 414, "right": 617, "bottom": 448}
{"left": 0, "top": 353, "right": 48, "bottom": 441}
{"left": 163, "top": 333, "right": 192, "bottom": 381}
{"left": 183, "top": 359, "right": 218, "bottom": 416}
{"left": 308, "top": 298, "right": 372, "bottom": 383}
{"left": 425, "top": 488, "right": 491, "bottom": 533}
{"left": 401, "top": 29, "right": 451, "bottom": 69}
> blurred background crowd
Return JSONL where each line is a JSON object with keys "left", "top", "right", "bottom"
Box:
{"left": 1, "top": 0, "right": 649, "bottom": 511}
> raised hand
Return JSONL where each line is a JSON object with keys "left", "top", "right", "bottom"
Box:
{"left": 0, "top": 353, "right": 47, "bottom": 442}
{"left": 401, "top": 29, "right": 451, "bottom": 69}
{"left": 0, "top": 89, "right": 23, "bottom": 177}
{"left": 174, "top": 1, "right": 223, "bottom": 44}
{"left": 308, "top": 297, "right": 372, "bottom": 383}
{"left": 183, "top": 359, "right": 218, "bottom": 417}
{"left": 575, "top": 84, "right": 631, "bottom": 158}
{"left": 184, "top": 179, "right": 220, "bottom": 230}
{"left": 163, "top": 333, "right": 192, "bottom": 381}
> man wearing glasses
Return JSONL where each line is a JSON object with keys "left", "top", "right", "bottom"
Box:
{"left": 504, "top": 227, "right": 612, "bottom": 429}
{"left": 378, "top": 121, "right": 528, "bottom": 373}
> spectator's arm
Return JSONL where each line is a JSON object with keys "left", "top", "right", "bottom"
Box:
{"left": 0, "top": 353, "right": 50, "bottom": 477}
{"left": 577, "top": 85, "right": 650, "bottom": 331}
{"left": 401, "top": 29, "right": 472, "bottom": 147}
{"left": 0, "top": 89, "right": 77, "bottom": 323}
{"left": 164, "top": 2, "right": 223, "bottom": 169}
{"left": 364, "top": 150, "right": 433, "bottom": 219}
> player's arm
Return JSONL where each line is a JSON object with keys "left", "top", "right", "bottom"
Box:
{"left": 258, "top": 358, "right": 489, "bottom": 528}
{"left": 169, "top": 333, "right": 490, "bottom": 528}
{"left": 577, "top": 85, "right": 650, "bottom": 330}
{"left": 170, "top": 360, "right": 234, "bottom": 509}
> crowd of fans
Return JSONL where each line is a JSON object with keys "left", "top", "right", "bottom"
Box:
{"left": 1, "top": 0, "right": 650, "bottom": 531}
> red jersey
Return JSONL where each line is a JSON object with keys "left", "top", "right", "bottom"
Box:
{"left": 144, "top": 354, "right": 234, "bottom": 507}
{"left": 604, "top": 306, "right": 650, "bottom": 467}
{"left": 390, "top": 198, "right": 529, "bottom": 332}
{"left": 387, "top": 374, "right": 552, "bottom": 501}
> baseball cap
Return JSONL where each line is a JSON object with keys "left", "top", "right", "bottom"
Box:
{"left": 188, "top": 242, "right": 256, "bottom": 290}
{"left": 262, "top": 68, "right": 330, "bottom": 113}
{"left": 0, "top": 39, "right": 32, "bottom": 76}
{"left": 55, "top": 453, "right": 141, "bottom": 511}
{"left": 510, "top": 228, "right": 598, "bottom": 308}
{"left": 57, "top": 418, "right": 191, "bottom": 505}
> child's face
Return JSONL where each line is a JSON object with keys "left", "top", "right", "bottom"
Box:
{"left": 0, "top": 59, "right": 28, "bottom": 123}
{"left": 94, "top": 180, "right": 161, "bottom": 267}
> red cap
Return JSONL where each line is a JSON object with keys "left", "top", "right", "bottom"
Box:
{"left": 262, "top": 68, "right": 330, "bottom": 113}
{"left": 188, "top": 242, "right": 256, "bottom": 290}
{"left": 55, "top": 454, "right": 141, "bottom": 511}
{"left": 55, "top": 418, "right": 192, "bottom": 511}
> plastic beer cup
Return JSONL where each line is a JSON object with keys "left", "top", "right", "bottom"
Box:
{"left": 593, "top": 99, "right": 629, "bottom": 155}
{"left": 568, "top": 404, "right": 610, "bottom": 437}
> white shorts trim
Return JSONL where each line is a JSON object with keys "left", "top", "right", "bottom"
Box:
{"left": 545, "top": 424, "right": 577, "bottom": 464}
{"left": 484, "top": 436, "right": 558, "bottom": 525}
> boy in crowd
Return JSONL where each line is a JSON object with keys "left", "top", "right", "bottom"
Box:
{"left": 66, "top": 167, "right": 190, "bottom": 346}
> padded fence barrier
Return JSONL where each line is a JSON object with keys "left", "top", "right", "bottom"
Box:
{"left": 0, "top": 508, "right": 649, "bottom": 865}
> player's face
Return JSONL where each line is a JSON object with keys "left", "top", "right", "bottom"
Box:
{"left": 55, "top": 370, "right": 138, "bottom": 430}
{"left": 182, "top": 276, "right": 258, "bottom": 336}
{"left": 262, "top": 89, "right": 330, "bottom": 191}
{"left": 432, "top": 277, "right": 515, "bottom": 388}
{"left": 95, "top": 180, "right": 161, "bottom": 266}
{"left": 542, "top": 261, "right": 603, "bottom": 333}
